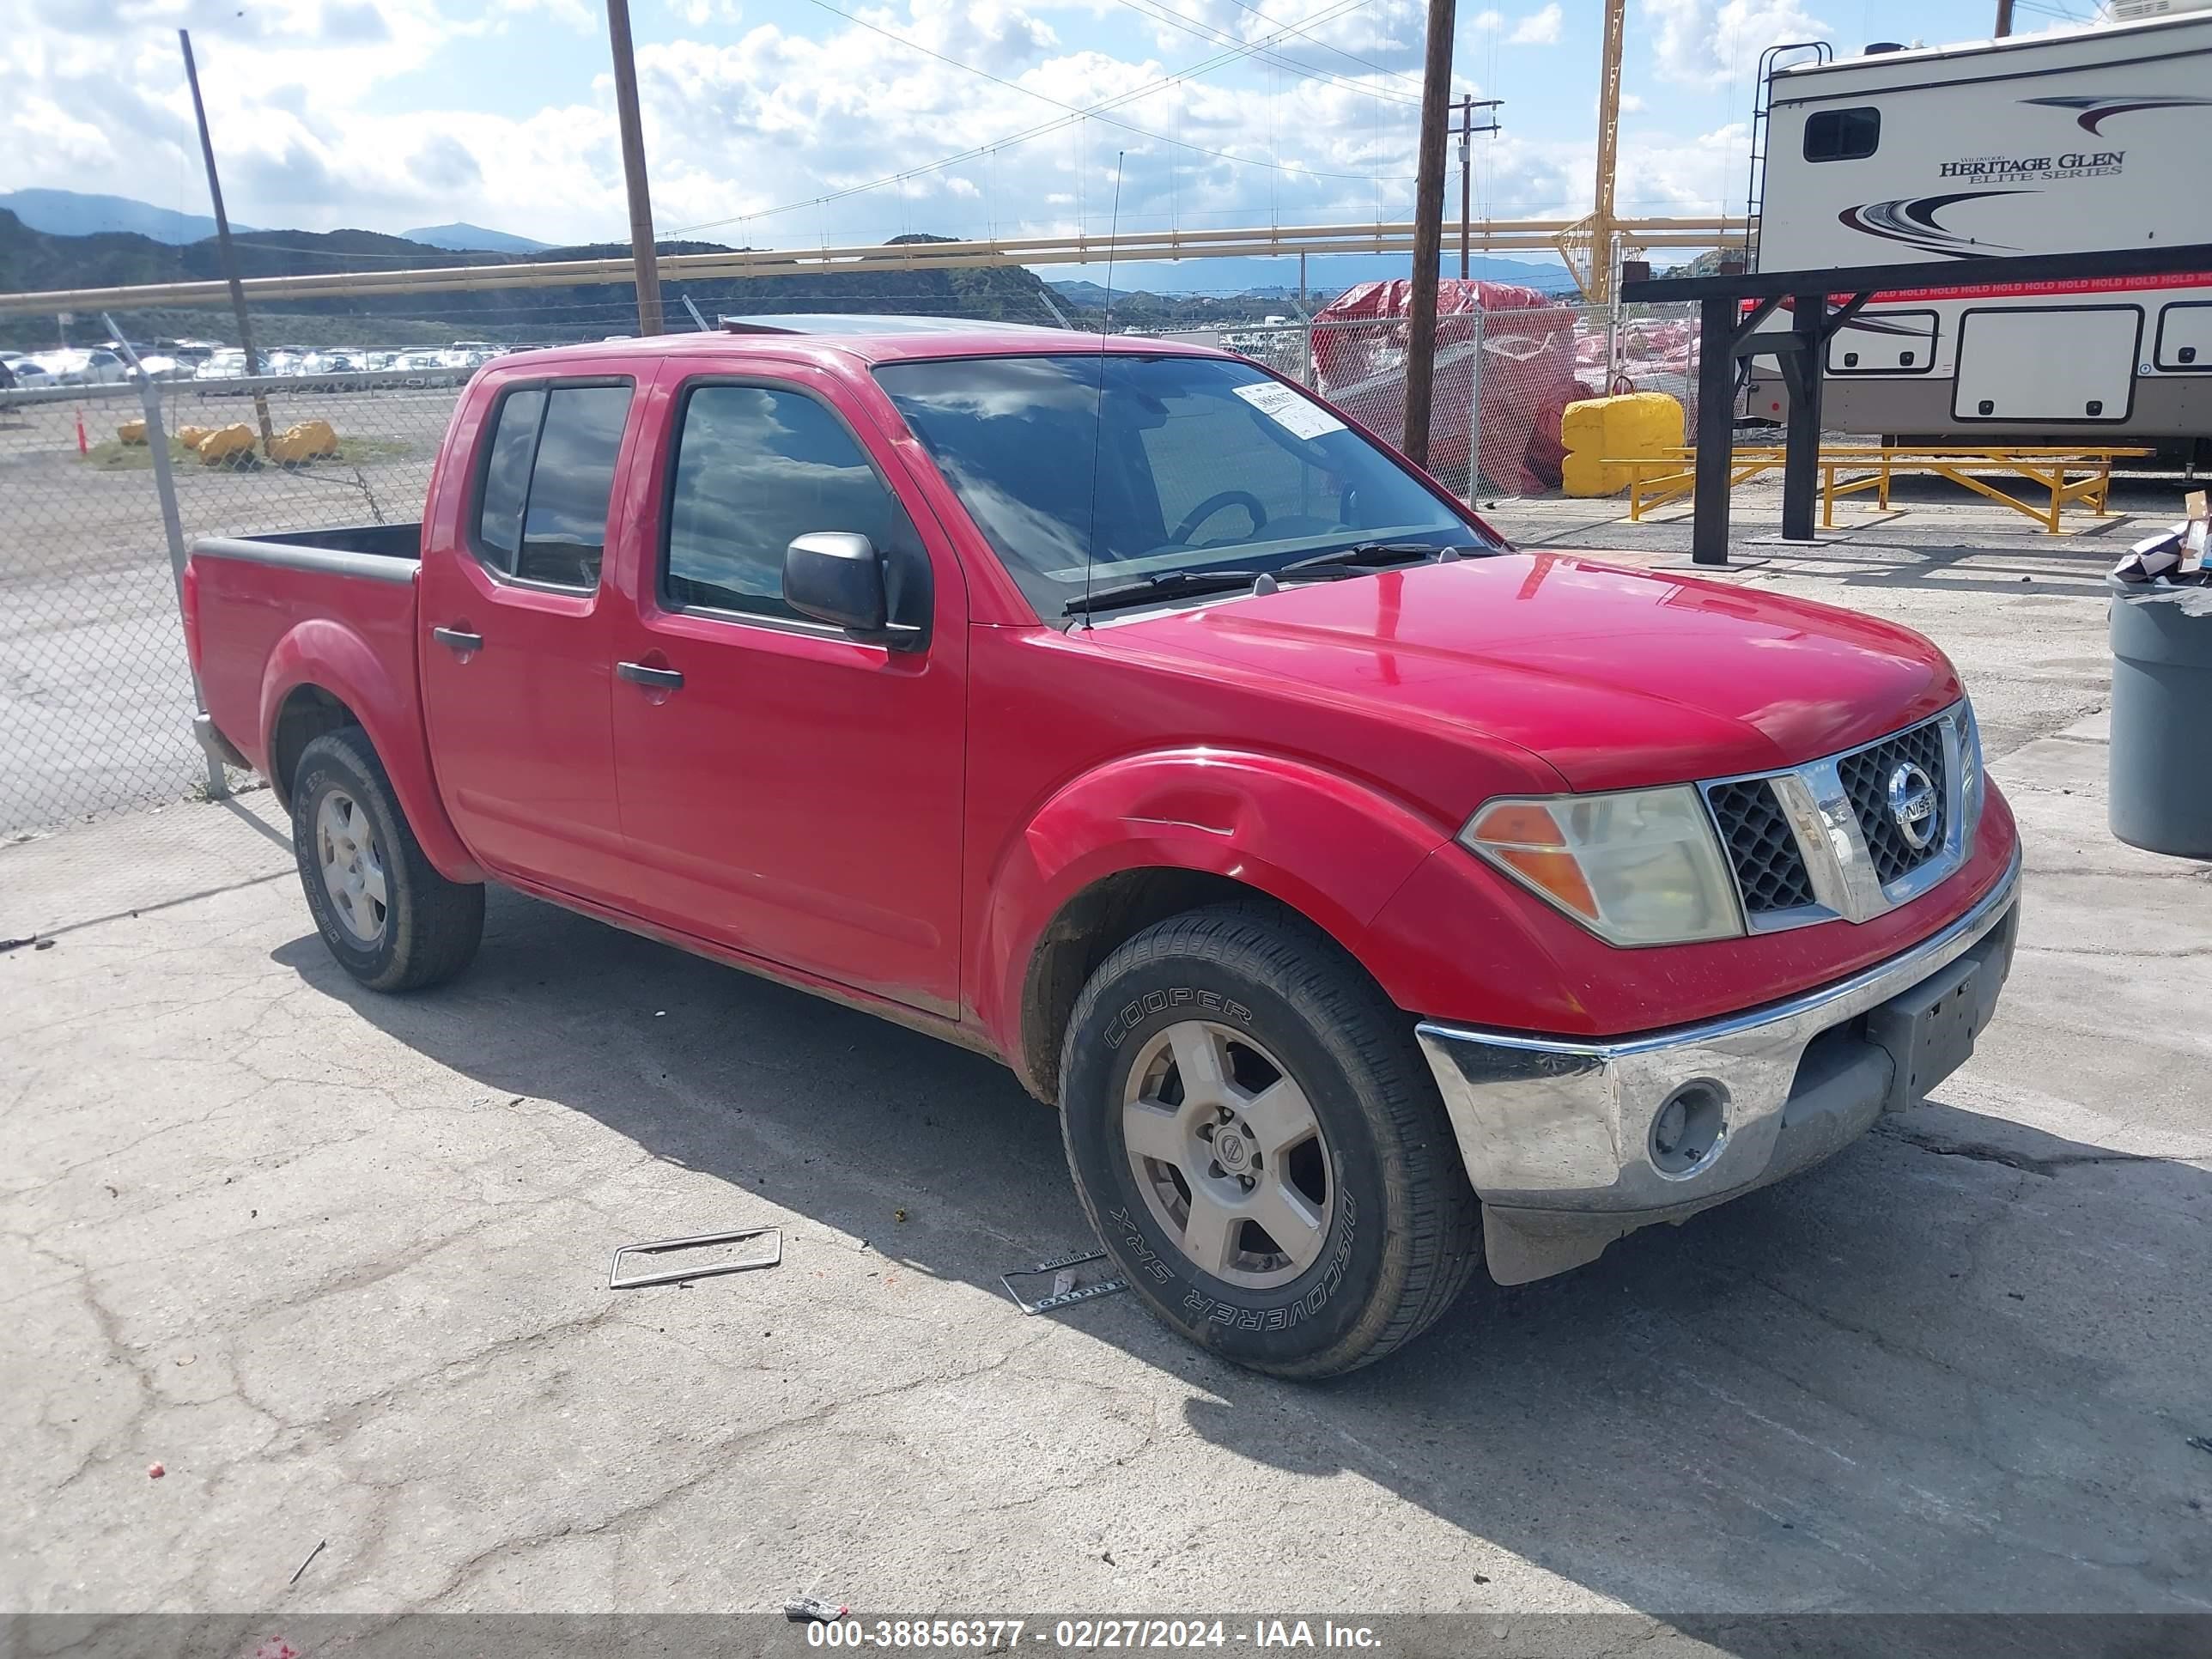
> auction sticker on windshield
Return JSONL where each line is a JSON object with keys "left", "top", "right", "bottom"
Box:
{"left": 1233, "top": 380, "right": 1346, "bottom": 440}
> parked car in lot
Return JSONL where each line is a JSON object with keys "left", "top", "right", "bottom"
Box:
{"left": 33, "top": 347, "right": 129, "bottom": 385}
{"left": 1, "top": 353, "right": 54, "bottom": 389}
{"left": 183, "top": 317, "right": 2021, "bottom": 1376}
{"left": 192, "top": 349, "right": 252, "bottom": 392}
{"left": 395, "top": 349, "right": 452, "bottom": 386}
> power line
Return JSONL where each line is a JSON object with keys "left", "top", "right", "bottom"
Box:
{"left": 1206, "top": 0, "right": 1423, "bottom": 89}
{"left": 1103, "top": 0, "right": 1422, "bottom": 105}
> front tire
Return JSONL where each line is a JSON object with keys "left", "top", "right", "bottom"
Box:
{"left": 292, "top": 727, "right": 483, "bottom": 993}
{"left": 1059, "top": 903, "right": 1480, "bottom": 1377}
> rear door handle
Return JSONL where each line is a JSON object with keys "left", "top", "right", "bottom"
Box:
{"left": 617, "top": 661, "right": 684, "bottom": 691}
{"left": 432, "top": 626, "right": 483, "bottom": 653}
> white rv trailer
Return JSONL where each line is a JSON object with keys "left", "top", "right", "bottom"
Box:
{"left": 1741, "top": 6, "right": 2212, "bottom": 456}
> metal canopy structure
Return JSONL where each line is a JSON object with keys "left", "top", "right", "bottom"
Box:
{"left": 1621, "top": 240, "right": 2212, "bottom": 566}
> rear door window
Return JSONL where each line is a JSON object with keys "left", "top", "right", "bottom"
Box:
{"left": 471, "top": 380, "right": 634, "bottom": 589}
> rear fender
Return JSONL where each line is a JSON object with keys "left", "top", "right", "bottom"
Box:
{"left": 974, "top": 747, "right": 1452, "bottom": 1062}
{"left": 258, "top": 618, "right": 481, "bottom": 883}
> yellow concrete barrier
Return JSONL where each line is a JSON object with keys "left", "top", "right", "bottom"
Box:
{"left": 117, "top": 418, "right": 149, "bottom": 446}
{"left": 196, "top": 423, "right": 258, "bottom": 465}
{"left": 176, "top": 425, "right": 212, "bottom": 449}
{"left": 1561, "top": 453, "right": 1632, "bottom": 498}
{"left": 270, "top": 419, "right": 339, "bottom": 464}
{"left": 1560, "top": 392, "right": 1686, "bottom": 497}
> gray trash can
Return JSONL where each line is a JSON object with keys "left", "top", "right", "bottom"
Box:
{"left": 2109, "top": 578, "right": 2212, "bottom": 858}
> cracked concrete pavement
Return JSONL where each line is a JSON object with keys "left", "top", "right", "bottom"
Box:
{"left": 2, "top": 524, "right": 2209, "bottom": 1627}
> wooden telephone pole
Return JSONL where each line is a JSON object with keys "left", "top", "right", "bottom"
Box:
{"left": 605, "top": 0, "right": 665, "bottom": 336}
{"left": 1454, "top": 96, "right": 1504, "bottom": 279}
{"left": 1401, "top": 0, "right": 1457, "bottom": 469}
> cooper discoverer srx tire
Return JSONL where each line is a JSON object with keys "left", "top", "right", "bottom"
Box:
{"left": 292, "top": 726, "right": 484, "bottom": 994}
{"left": 1059, "top": 902, "right": 1480, "bottom": 1377}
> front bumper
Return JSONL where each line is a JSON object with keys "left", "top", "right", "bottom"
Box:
{"left": 1414, "top": 847, "right": 2021, "bottom": 1285}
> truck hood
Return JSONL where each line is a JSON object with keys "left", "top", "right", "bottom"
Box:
{"left": 1108, "top": 552, "right": 1960, "bottom": 792}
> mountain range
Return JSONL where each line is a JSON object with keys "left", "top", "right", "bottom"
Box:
{"left": 0, "top": 189, "right": 550, "bottom": 258}
{"left": 0, "top": 189, "right": 262, "bottom": 245}
{"left": 402, "top": 222, "right": 551, "bottom": 254}
{"left": 0, "top": 210, "right": 1063, "bottom": 351}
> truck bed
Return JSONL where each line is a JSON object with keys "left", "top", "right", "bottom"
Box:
{"left": 192, "top": 521, "right": 422, "bottom": 576}
{"left": 188, "top": 522, "right": 425, "bottom": 787}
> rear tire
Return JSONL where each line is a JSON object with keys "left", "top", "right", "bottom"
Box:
{"left": 292, "top": 727, "right": 483, "bottom": 993}
{"left": 1059, "top": 902, "right": 1480, "bottom": 1377}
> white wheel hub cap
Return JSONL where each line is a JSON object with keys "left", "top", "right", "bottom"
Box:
{"left": 316, "top": 789, "right": 388, "bottom": 945}
{"left": 1121, "top": 1019, "right": 1334, "bottom": 1290}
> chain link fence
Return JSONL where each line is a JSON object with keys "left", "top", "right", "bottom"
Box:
{"left": 0, "top": 299, "right": 1708, "bottom": 841}
{"left": 0, "top": 364, "right": 462, "bottom": 839}
{"left": 1193, "top": 298, "right": 1706, "bottom": 501}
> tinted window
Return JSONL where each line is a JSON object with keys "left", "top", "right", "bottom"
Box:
{"left": 471, "top": 383, "right": 631, "bottom": 588}
{"left": 1805, "top": 106, "right": 1880, "bottom": 162}
{"left": 663, "top": 384, "right": 915, "bottom": 620}
{"left": 475, "top": 387, "right": 544, "bottom": 571}
{"left": 520, "top": 386, "right": 631, "bottom": 586}
{"left": 877, "top": 353, "right": 1480, "bottom": 620}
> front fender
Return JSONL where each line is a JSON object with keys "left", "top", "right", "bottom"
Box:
{"left": 972, "top": 746, "right": 1455, "bottom": 1059}
{"left": 258, "top": 617, "right": 481, "bottom": 883}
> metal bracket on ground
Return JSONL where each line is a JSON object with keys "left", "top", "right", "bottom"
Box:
{"left": 1000, "top": 1249, "right": 1128, "bottom": 1316}
{"left": 609, "top": 1225, "right": 782, "bottom": 1290}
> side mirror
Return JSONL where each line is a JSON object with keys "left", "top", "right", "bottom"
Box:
{"left": 785, "top": 532, "right": 887, "bottom": 634}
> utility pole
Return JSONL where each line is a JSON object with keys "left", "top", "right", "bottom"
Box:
{"left": 1994, "top": 0, "right": 2014, "bottom": 35}
{"left": 1401, "top": 0, "right": 1457, "bottom": 469}
{"left": 179, "top": 29, "right": 273, "bottom": 455}
{"left": 1453, "top": 96, "right": 1504, "bottom": 279}
{"left": 605, "top": 0, "right": 665, "bottom": 336}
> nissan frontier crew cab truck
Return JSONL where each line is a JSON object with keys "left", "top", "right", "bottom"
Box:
{"left": 184, "top": 316, "right": 2021, "bottom": 1377}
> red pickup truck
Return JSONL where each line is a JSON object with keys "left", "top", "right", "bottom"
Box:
{"left": 185, "top": 316, "right": 2021, "bottom": 1376}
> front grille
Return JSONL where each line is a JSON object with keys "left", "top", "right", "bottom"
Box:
{"left": 1838, "top": 720, "right": 1948, "bottom": 886}
{"left": 1706, "top": 778, "right": 1818, "bottom": 914}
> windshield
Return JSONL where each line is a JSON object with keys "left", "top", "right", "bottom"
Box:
{"left": 875, "top": 353, "right": 1491, "bottom": 620}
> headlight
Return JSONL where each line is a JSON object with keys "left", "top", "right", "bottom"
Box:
{"left": 1956, "top": 697, "right": 1984, "bottom": 844}
{"left": 1459, "top": 787, "right": 1744, "bottom": 947}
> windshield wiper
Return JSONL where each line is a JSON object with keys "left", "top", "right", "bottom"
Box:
{"left": 1062, "top": 565, "right": 1349, "bottom": 617}
{"left": 1281, "top": 540, "right": 1460, "bottom": 575}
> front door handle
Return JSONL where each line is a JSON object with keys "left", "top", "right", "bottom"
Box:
{"left": 617, "top": 661, "right": 684, "bottom": 691}
{"left": 432, "top": 626, "right": 483, "bottom": 653}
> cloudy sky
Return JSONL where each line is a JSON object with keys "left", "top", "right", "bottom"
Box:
{"left": 6, "top": 0, "right": 2087, "bottom": 263}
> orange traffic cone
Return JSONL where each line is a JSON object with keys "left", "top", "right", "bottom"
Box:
{"left": 75, "top": 409, "right": 88, "bottom": 456}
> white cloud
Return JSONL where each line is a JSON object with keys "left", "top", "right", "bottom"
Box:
{"left": 0, "top": 0, "right": 1653, "bottom": 269}
{"left": 492, "top": 0, "right": 598, "bottom": 33}
{"left": 1507, "top": 4, "right": 1562, "bottom": 46}
{"left": 1640, "top": 0, "right": 1827, "bottom": 88}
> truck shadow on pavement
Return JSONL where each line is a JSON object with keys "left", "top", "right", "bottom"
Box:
{"left": 270, "top": 886, "right": 2211, "bottom": 1626}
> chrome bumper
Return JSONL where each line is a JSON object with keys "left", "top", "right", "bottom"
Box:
{"left": 1414, "top": 848, "right": 2022, "bottom": 1284}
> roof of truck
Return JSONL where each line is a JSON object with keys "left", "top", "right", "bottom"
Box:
{"left": 493, "top": 314, "right": 1224, "bottom": 371}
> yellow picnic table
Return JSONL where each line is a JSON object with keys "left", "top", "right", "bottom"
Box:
{"left": 1608, "top": 444, "right": 2154, "bottom": 533}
